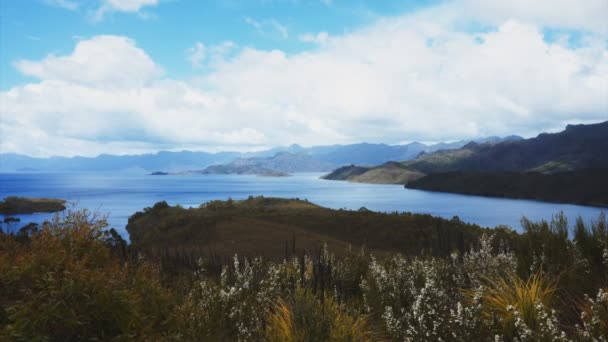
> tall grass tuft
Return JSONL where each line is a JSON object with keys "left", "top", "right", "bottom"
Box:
{"left": 474, "top": 269, "right": 562, "bottom": 339}
{"left": 265, "top": 287, "right": 380, "bottom": 341}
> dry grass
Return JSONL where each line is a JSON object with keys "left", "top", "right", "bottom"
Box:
{"left": 265, "top": 300, "right": 295, "bottom": 342}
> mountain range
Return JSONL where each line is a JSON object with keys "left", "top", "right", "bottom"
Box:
{"left": 0, "top": 136, "right": 521, "bottom": 173}
{"left": 197, "top": 152, "right": 335, "bottom": 175}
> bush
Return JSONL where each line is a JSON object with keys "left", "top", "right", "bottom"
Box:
{"left": 0, "top": 210, "right": 174, "bottom": 341}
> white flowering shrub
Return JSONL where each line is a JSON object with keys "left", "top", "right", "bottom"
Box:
{"left": 500, "top": 301, "right": 568, "bottom": 342}
{"left": 176, "top": 256, "right": 282, "bottom": 341}
{"left": 463, "top": 233, "right": 517, "bottom": 288}
{"left": 576, "top": 288, "right": 608, "bottom": 341}
{"left": 362, "top": 255, "right": 459, "bottom": 341}
{"left": 448, "top": 288, "right": 484, "bottom": 340}
{"left": 169, "top": 217, "right": 608, "bottom": 341}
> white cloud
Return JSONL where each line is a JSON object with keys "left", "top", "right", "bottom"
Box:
{"left": 185, "top": 41, "right": 236, "bottom": 69}
{"left": 244, "top": 17, "right": 289, "bottom": 39}
{"left": 93, "top": 0, "right": 160, "bottom": 21}
{"left": 14, "top": 35, "right": 162, "bottom": 87}
{"left": 44, "top": 0, "right": 79, "bottom": 10}
{"left": 2, "top": 2, "right": 607, "bottom": 157}
{"left": 299, "top": 31, "right": 329, "bottom": 44}
{"left": 459, "top": 0, "right": 608, "bottom": 36}
{"left": 186, "top": 42, "right": 206, "bottom": 68}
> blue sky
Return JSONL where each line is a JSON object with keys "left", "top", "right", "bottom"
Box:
{"left": 0, "top": 0, "right": 607, "bottom": 157}
{"left": 1, "top": 0, "right": 442, "bottom": 89}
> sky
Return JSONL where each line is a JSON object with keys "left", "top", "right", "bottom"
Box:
{"left": 0, "top": 0, "right": 607, "bottom": 157}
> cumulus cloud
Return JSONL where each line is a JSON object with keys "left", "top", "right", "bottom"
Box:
{"left": 1, "top": 2, "right": 607, "bottom": 157}
{"left": 13, "top": 36, "right": 162, "bottom": 87}
{"left": 93, "top": 0, "right": 160, "bottom": 21}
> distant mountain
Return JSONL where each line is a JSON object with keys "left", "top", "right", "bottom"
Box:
{"left": 325, "top": 121, "right": 608, "bottom": 183}
{"left": 323, "top": 121, "right": 608, "bottom": 206}
{"left": 0, "top": 151, "right": 240, "bottom": 172}
{"left": 0, "top": 136, "right": 522, "bottom": 172}
{"left": 198, "top": 152, "right": 336, "bottom": 175}
{"left": 403, "top": 122, "right": 608, "bottom": 174}
{"left": 302, "top": 136, "right": 522, "bottom": 167}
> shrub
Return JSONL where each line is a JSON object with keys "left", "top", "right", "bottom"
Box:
{"left": 0, "top": 210, "right": 174, "bottom": 341}
{"left": 576, "top": 288, "right": 608, "bottom": 341}
{"left": 174, "top": 256, "right": 282, "bottom": 341}
{"left": 361, "top": 255, "right": 458, "bottom": 341}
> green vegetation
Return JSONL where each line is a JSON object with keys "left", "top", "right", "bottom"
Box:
{"left": 0, "top": 196, "right": 66, "bottom": 215}
{"left": 2, "top": 199, "right": 608, "bottom": 341}
{"left": 405, "top": 169, "right": 608, "bottom": 207}
{"left": 126, "top": 196, "right": 499, "bottom": 260}
{"left": 0, "top": 211, "right": 173, "bottom": 341}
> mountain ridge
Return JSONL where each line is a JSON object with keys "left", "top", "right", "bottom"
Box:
{"left": 0, "top": 136, "right": 522, "bottom": 172}
{"left": 324, "top": 121, "right": 608, "bottom": 183}
{"left": 322, "top": 121, "right": 608, "bottom": 206}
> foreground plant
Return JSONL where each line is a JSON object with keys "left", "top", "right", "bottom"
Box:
{"left": 0, "top": 210, "right": 173, "bottom": 341}
{"left": 265, "top": 287, "right": 378, "bottom": 341}
{"left": 474, "top": 270, "right": 566, "bottom": 341}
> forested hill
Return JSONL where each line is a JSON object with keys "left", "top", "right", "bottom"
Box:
{"left": 402, "top": 121, "right": 608, "bottom": 174}
{"left": 406, "top": 169, "right": 608, "bottom": 207}
{"left": 126, "top": 196, "right": 499, "bottom": 259}
{"left": 323, "top": 121, "right": 608, "bottom": 207}
{"left": 325, "top": 121, "right": 608, "bottom": 181}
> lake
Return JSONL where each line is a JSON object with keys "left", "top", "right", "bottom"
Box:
{"left": 1, "top": 171, "right": 605, "bottom": 239}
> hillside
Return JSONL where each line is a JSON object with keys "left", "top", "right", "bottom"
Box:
{"left": 126, "top": 196, "right": 500, "bottom": 259}
{"left": 198, "top": 152, "right": 336, "bottom": 174}
{"left": 323, "top": 121, "right": 608, "bottom": 206}
{"left": 406, "top": 169, "right": 608, "bottom": 207}
{"left": 403, "top": 121, "right": 608, "bottom": 174}
{"left": 325, "top": 121, "right": 608, "bottom": 183}
{"left": 321, "top": 162, "right": 424, "bottom": 184}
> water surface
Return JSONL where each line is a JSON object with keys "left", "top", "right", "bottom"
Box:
{"left": 1, "top": 171, "right": 605, "bottom": 239}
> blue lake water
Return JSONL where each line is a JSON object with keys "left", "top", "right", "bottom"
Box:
{"left": 1, "top": 171, "right": 605, "bottom": 239}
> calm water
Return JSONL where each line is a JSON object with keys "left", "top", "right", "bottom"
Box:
{"left": 1, "top": 171, "right": 605, "bottom": 239}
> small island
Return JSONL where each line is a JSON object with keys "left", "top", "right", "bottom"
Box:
{"left": 257, "top": 171, "right": 291, "bottom": 177}
{"left": 0, "top": 196, "right": 66, "bottom": 215}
